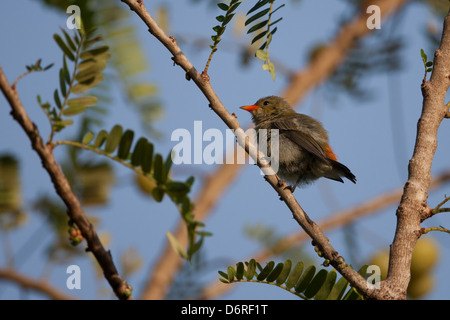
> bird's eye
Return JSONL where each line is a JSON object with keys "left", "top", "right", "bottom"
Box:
{"left": 263, "top": 101, "right": 269, "bottom": 106}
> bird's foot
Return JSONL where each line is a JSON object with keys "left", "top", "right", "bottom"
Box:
{"left": 284, "top": 185, "right": 296, "bottom": 193}
{"left": 275, "top": 177, "right": 296, "bottom": 193}
{"left": 276, "top": 176, "right": 285, "bottom": 188}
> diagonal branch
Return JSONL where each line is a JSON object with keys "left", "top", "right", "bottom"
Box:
{"left": 0, "top": 268, "right": 76, "bottom": 300}
{"left": 121, "top": 0, "right": 379, "bottom": 299}
{"left": 136, "top": 0, "right": 412, "bottom": 299}
{"left": 0, "top": 67, "right": 132, "bottom": 300}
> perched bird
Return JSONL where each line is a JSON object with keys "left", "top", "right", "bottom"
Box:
{"left": 240, "top": 96, "right": 356, "bottom": 191}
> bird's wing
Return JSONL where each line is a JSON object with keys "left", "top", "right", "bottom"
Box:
{"left": 270, "top": 118, "right": 329, "bottom": 162}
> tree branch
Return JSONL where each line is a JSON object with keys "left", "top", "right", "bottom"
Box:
{"left": 120, "top": 0, "right": 377, "bottom": 299}
{"left": 0, "top": 268, "right": 75, "bottom": 300}
{"left": 382, "top": 9, "right": 450, "bottom": 300}
{"left": 0, "top": 67, "right": 132, "bottom": 300}
{"left": 198, "top": 169, "right": 450, "bottom": 299}
{"left": 134, "top": 0, "right": 412, "bottom": 299}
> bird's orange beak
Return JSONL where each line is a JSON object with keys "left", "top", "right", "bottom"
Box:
{"left": 240, "top": 105, "right": 260, "bottom": 112}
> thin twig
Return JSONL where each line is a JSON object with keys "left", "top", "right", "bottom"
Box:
{"left": 432, "top": 194, "right": 450, "bottom": 214}
{"left": 422, "top": 226, "right": 450, "bottom": 235}
{"left": 53, "top": 140, "right": 139, "bottom": 172}
{"left": 0, "top": 268, "right": 76, "bottom": 300}
{"left": 444, "top": 102, "right": 450, "bottom": 118}
{"left": 12, "top": 70, "right": 34, "bottom": 90}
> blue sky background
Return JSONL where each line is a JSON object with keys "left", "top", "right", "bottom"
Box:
{"left": 0, "top": 0, "right": 449, "bottom": 300}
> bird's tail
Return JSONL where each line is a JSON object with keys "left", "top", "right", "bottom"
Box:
{"left": 327, "top": 160, "right": 357, "bottom": 184}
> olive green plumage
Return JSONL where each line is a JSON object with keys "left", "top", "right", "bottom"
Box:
{"left": 241, "top": 96, "right": 356, "bottom": 190}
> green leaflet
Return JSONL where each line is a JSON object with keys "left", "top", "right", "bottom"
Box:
{"left": 67, "top": 96, "right": 98, "bottom": 107}
{"left": 266, "top": 262, "right": 284, "bottom": 282}
{"left": 128, "top": 83, "right": 158, "bottom": 99}
{"left": 141, "top": 141, "right": 154, "bottom": 174}
{"left": 164, "top": 152, "right": 173, "bottom": 183}
{"left": 285, "top": 261, "right": 304, "bottom": 290}
{"left": 80, "top": 46, "right": 110, "bottom": 60}
{"left": 420, "top": 48, "right": 434, "bottom": 79}
{"left": 247, "top": 20, "right": 268, "bottom": 34}
{"left": 217, "top": 3, "right": 229, "bottom": 11}
{"left": 255, "top": 49, "right": 268, "bottom": 61}
{"left": 326, "top": 273, "right": 349, "bottom": 300}
{"left": 75, "top": 61, "right": 106, "bottom": 82}
{"left": 276, "top": 259, "right": 292, "bottom": 285}
{"left": 304, "top": 269, "right": 328, "bottom": 299}
{"left": 61, "top": 28, "right": 76, "bottom": 51}
{"left": 152, "top": 186, "right": 165, "bottom": 203}
{"left": 62, "top": 56, "right": 70, "bottom": 84}
{"left": 153, "top": 154, "right": 164, "bottom": 183}
{"left": 247, "top": 0, "right": 271, "bottom": 15}
{"left": 246, "top": 259, "right": 257, "bottom": 280}
{"left": 52, "top": 119, "right": 73, "bottom": 132}
{"left": 257, "top": 261, "right": 275, "bottom": 281}
{"left": 117, "top": 130, "right": 134, "bottom": 159}
{"left": 166, "top": 181, "right": 190, "bottom": 198}
{"left": 54, "top": 89, "right": 62, "bottom": 110}
{"left": 252, "top": 31, "right": 268, "bottom": 45}
{"left": 227, "top": 266, "right": 236, "bottom": 282}
{"left": 166, "top": 231, "right": 187, "bottom": 259}
{"left": 64, "top": 96, "right": 97, "bottom": 116}
{"left": 218, "top": 271, "right": 229, "bottom": 283}
{"left": 93, "top": 130, "right": 108, "bottom": 148}
{"left": 245, "top": 8, "right": 270, "bottom": 26}
{"left": 131, "top": 137, "right": 148, "bottom": 167}
{"left": 314, "top": 269, "right": 337, "bottom": 300}
{"left": 53, "top": 34, "right": 75, "bottom": 61}
{"left": 62, "top": 105, "right": 86, "bottom": 117}
{"left": 187, "top": 237, "right": 204, "bottom": 258}
{"left": 236, "top": 262, "right": 245, "bottom": 280}
{"left": 82, "top": 131, "right": 95, "bottom": 145}
{"left": 295, "top": 265, "right": 316, "bottom": 293}
{"left": 59, "top": 68, "right": 67, "bottom": 97}
{"left": 104, "top": 125, "right": 123, "bottom": 154}
{"left": 72, "top": 74, "right": 104, "bottom": 94}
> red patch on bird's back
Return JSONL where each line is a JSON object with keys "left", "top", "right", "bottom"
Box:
{"left": 325, "top": 145, "right": 338, "bottom": 161}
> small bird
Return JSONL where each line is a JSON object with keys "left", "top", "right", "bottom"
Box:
{"left": 240, "top": 96, "right": 356, "bottom": 191}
